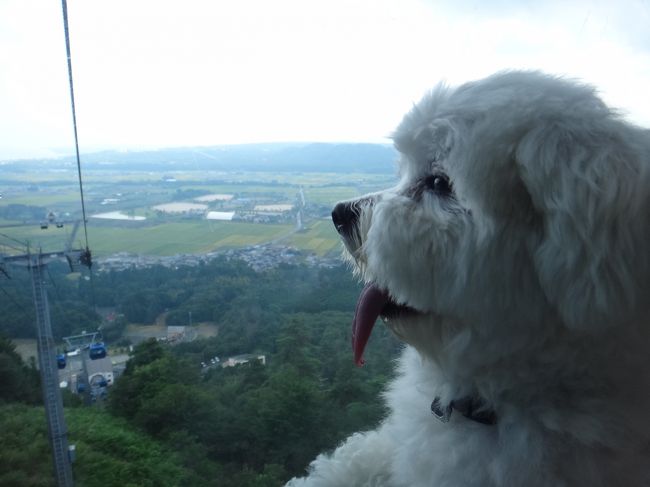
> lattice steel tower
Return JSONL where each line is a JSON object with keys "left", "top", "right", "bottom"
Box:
{"left": 30, "top": 253, "right": 74, "bottom": 487}
{"left": 2, "top": 247, "right": 90, "bottom": 487}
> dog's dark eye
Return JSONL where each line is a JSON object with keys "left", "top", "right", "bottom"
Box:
{"left": 424, "top": 174, "right": 452, "bottom": 196}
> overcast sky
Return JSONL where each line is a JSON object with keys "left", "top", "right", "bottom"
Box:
{"left": 1, "top": 0, "right": 649, "bottom": 160}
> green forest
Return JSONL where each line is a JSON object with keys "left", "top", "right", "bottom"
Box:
{"left": 0, "top": 257, "right": 402, "bottom": 486}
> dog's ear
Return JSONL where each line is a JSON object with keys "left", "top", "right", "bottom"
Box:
{"left": 515, "top": 120, "right": 649, "bottom": 331}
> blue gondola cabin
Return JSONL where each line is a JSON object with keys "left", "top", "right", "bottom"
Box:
{"left": 89, "top": 342, "right": 107, "bottom": 360}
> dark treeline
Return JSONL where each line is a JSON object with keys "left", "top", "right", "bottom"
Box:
{"left": 1, "top": 257, "right": 360, "bottom": 344}
{"left": 0, "top": 257, "right": 402, "bottom": 485}
{"left": 0, "top": 262, "right": 101, "bottom": 340}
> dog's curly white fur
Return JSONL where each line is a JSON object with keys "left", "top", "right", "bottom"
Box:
{"left": 287, "top": 71, "right": 650, "bottom": 486}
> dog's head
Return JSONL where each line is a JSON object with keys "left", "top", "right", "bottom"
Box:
{"left": 333, "top": 71, "right": 650, "bottom": 365}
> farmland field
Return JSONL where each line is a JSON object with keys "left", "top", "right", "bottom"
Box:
{"left": 1, "top": 220, "right": 296, "bottom": 256}
{"left": 289, "top": 219, "right": 341, "bottom": 255}
{"left": 90, "top": 221, "right": 298, "bottom": 256}
{"left": 1, "top": 161, "right": 395, "bottom": 258}
{"left": 305, "top": 186, "right": 364, "bottom": 205}
{"left": 0, "top": 192, "right": 81, "bottom": 207}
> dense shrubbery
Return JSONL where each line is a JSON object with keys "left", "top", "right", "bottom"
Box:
{"left": 107, "top": 318, "right": 398, "bottom": 484}
{"left": 0, "top": 403, "right": 199, "bottom": 487}
{"left": 0, "top": 257, "right": 402, "bottom": 485}
{"left": 0, "top": 335, "right": 41, "bottom": 404}
{"left": 0, "top": 263, "right": 101, "bottom": 339}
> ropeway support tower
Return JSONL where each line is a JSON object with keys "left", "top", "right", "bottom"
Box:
{"left": 1, "top": 247, "right": 91, "bottom": 487}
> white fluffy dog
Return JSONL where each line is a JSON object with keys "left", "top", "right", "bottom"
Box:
{"left": 287, "top": 71, "right": 650, "bottom": 486}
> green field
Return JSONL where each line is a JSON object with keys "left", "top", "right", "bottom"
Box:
{"left": 0, "top": 219, "right": 343, "bottom": 257}
{"left": 289, "top": 219, "right": 341, "bottom": 255}
{"left": 0, "top": 192, "right": 81, "bottom": 207}
{"left": 1, "top": 220, "right": 296, "bottom": 256}
{"left": 0, "top": 167, "right": 393, "bottom": 258}
{"left": 92, "top": 221, "right": 299, "bottom": 255}
{"left": 304, "top": 186, "right": 361, "bottom": 205}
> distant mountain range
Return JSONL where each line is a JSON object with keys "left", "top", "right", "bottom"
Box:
{"left": 4, "top": 142, "right": 399, "bottom": 174}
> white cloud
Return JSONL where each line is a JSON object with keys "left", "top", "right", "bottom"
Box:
{"left": 0, "top": 0, "right": 649, "bottom": 160}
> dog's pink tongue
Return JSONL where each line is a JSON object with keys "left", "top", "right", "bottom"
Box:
{"left": 353, "top": 283, "right": 390, "bottom": 366}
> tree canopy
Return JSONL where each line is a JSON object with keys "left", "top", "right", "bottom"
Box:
{"left": 0, "top": 257, "right": 402, "bottom": 485}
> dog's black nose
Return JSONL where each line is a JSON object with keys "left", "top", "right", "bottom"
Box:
{"left": 332, "top": 201, "right": 358, "bottom": 236}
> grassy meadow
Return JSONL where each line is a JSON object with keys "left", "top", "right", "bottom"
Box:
{"left": 2, "top": 220, "right": 296, "bottom": 256}
{"left": 289, "top": 219, "right": 342, "bottom": 255}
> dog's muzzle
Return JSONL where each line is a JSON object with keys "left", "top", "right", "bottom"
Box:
{"left": 331, "top": 201, "right": 359, "bottom": 238}
{"left": 331, "top": 197, "right": 374, "bottom": 247}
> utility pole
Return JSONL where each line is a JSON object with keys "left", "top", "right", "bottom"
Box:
{"left": 1, "top": 247, "right": 91, "bottom": 487}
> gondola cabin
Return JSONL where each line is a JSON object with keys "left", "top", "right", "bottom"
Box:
{"left": 89, "top": 342, "right": 107, "bottom": 360}
{"left": 57, "top": 353, "right": 66, "bottom": 369}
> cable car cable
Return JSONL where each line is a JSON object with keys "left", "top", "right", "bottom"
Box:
{"left": 61, "top": 0, "right": 90, "bottom": 255}
{"left": 45, "top": 265, "right": 64, "bottom": 303}
{"left": 87, "top": 267, "right": 97, "bottom": 312}
{"left": 1, "top": 241, "right": 24, "bottom": 253}
{"left": 61, "top": 0, "right": 98, "bottom": 314}
{"left": 0, "top": 232, "right": 29, "bottom": 249}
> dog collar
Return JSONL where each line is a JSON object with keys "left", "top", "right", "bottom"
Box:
{"left": 431, "top": 396, "right": 497, "bottom": 425}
